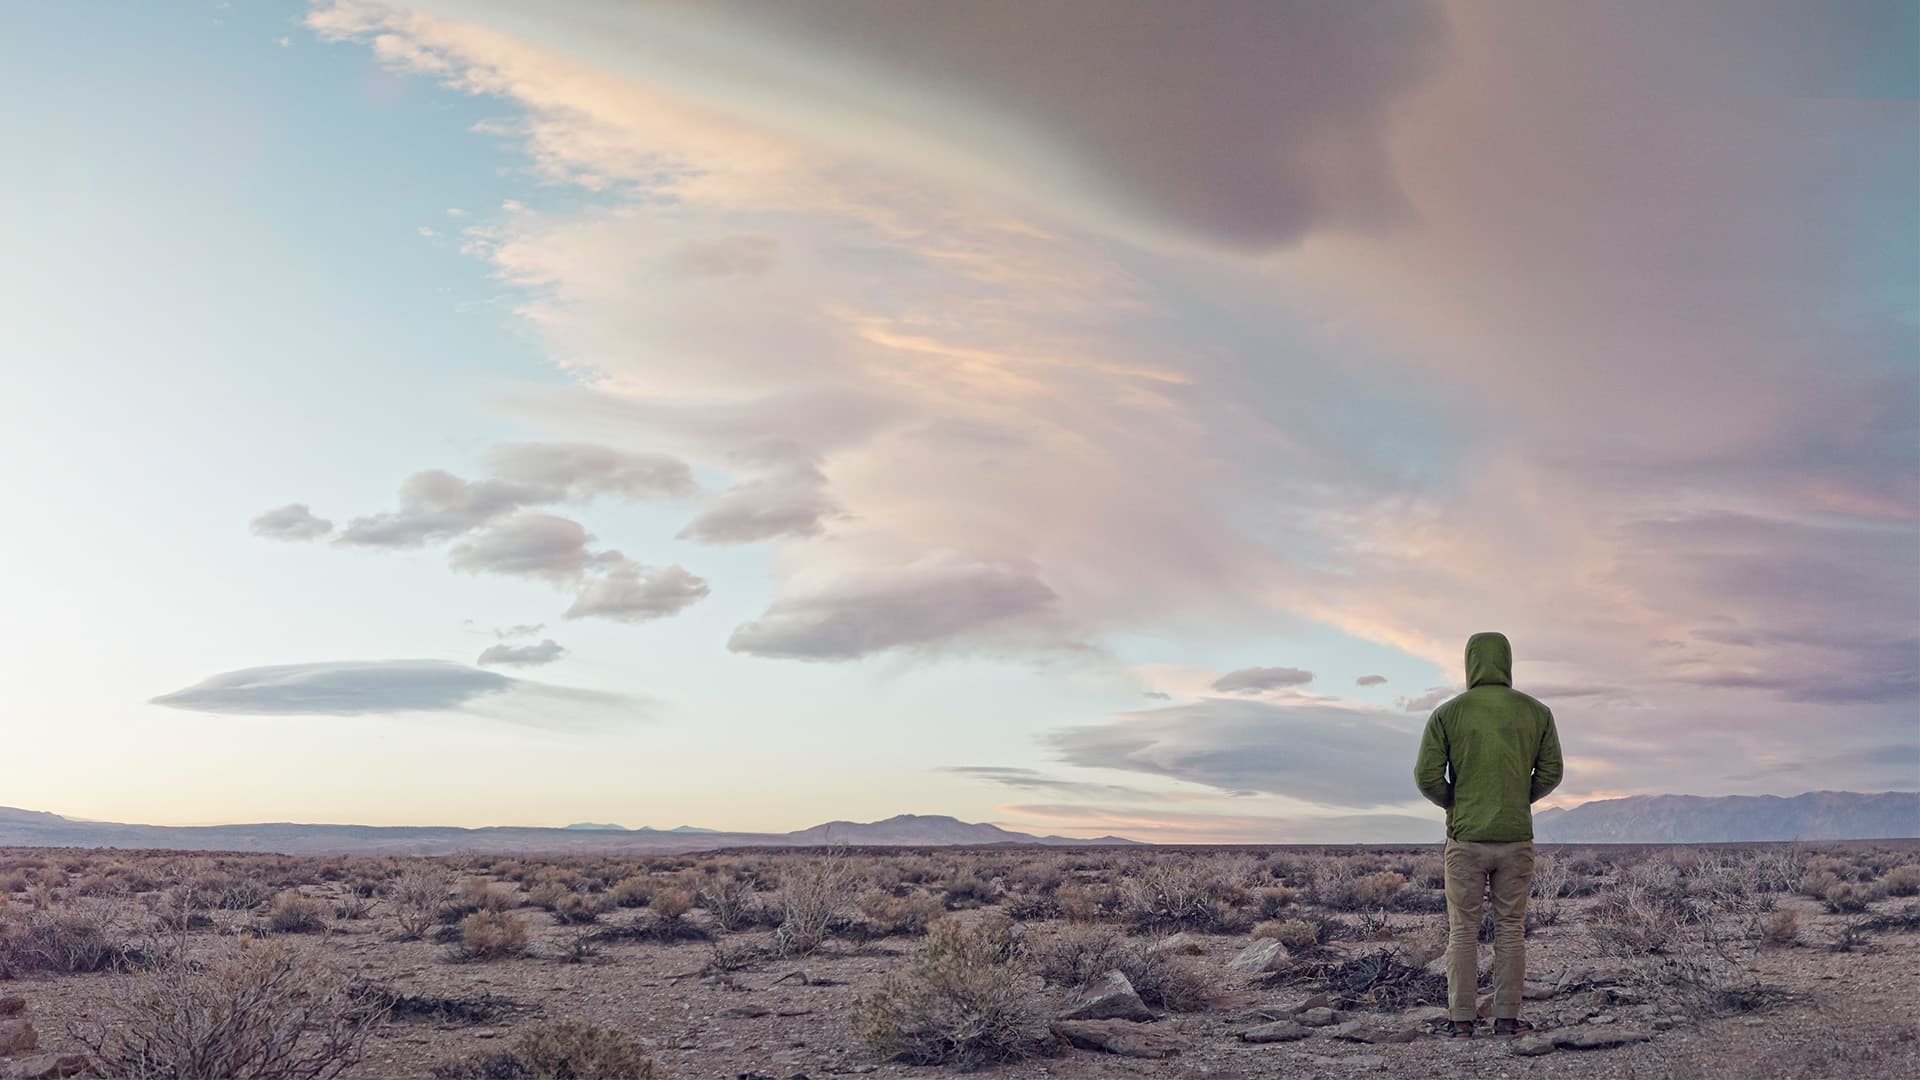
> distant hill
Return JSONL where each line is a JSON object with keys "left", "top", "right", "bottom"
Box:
{"left": 1535, "top": 791, "right": 1920, "bottom": 843}
{"left": 0, "top": 809, "right": 1139, "bottom": 856}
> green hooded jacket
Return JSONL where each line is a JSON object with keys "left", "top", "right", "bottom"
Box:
{"left": 1413, "top": 632, "right": 1563, "bottom": 842}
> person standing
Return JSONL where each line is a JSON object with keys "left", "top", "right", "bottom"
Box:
{"left": 1413, "top": 631, "right": 1563, "bottom": 1038}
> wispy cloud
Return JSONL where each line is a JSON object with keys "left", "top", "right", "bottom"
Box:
{"left": 250, "top": 503, "right": 332, "bottom": 542}
{"left": 1210, "top": 666, "right": 1314, "bottom": 694}
{"left": 477, "top": 639, "right": 567, "bottom": 668}
{"left": 150, "top": 658, "right": 633, "bottom": 724}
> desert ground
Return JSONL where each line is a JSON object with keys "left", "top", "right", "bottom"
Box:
{"left": 1, "top": 842, "right": 1916, "bottom": 1079}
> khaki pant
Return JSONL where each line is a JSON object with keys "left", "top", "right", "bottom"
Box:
{"left": 1443, "top": 838, "right": 1534, "bottom": 1021}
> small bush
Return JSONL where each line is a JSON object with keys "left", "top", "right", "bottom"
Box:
{"left": 1111, "top": 940, "right": 1219, "bottom": 1012}
{"left": 1255, "top": 917, "right": 1320, "bottom": 948}
{"left": 854, "top": 917, "right": 1051, "bottom": 1067}
{"left": 82, "top": 941, "right": 381, "bottom": 1080}
{"left": 391, "top": 864, "right": 458, "bottom": 939}
{"left": 1824, "top": 882, "right": 1874, "bottom": 914}
{"left": 697, "top": 875, "right": 764, "bottom": 932}
{"left": 1031, "top": 924, "right": 1123, "bottom": 987}
{"left": 858, "top": 890, "right": 944, "bottom": 938}
{"left": 1352, "top": 871, "right": 1407, "bottom": 908}
{"left": 1760, "top": 908, "right": 1801, "bottom": 945}
{"left": 267, "top": 891, "right": 331, "bottom": 934}
{"left": 609, "top": 877, "right": 654, "bottom": 909}
{"left": 1253, "top": 886, "right": 1299, "bottom": 918}
{"left": 516, "top": 1018, "right": 657, "bottom": 1078}
{"left": 0, "top": 905, "right": 124, "bottom": 975}
{"left": 775, "top": 856, "right": 855, "bottom": 956}
{"left": 1878, "top": 865, "right": 1920, "bottom": 898}
{"left": 460, "top": 910, "right": 529, "bottom": 960}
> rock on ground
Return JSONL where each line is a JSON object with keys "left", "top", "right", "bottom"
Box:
{"left": 3, "top": 1055, "right": 91, "bottom": 1080}
{"left": 1227, "top": 939, "right": 1289, "bottom": 974}
{"left": 1510, "top": 1027, "right": 1655, "bottom": 1056}
{"left": 0, "top": 1021, "right": 38, "bottom": 1057}
{"left": 1049, "top": 1020, "right": 1184, "bottom": 1059}
{"left": 1057, "top": 970, "right": 1156, "bottom": 1023}
{"left": 1240, "top": 1020, "right": 1313, "bottom": 1043}
{"left": 1295, "top": 1007, "right": 1344, "bottom": 1027}
{"left": 1325, "top": 1020, "right": 1422, "bottom": 1044}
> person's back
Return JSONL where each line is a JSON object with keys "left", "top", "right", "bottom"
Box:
{"left": 1412, "top": 631, "right": 1563, "bottom": 1038}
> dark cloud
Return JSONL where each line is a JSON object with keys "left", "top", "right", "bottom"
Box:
{"left": 477, "top": 638, "right": 568, "bottom": 667}
{"left": 485, "top": 442, "right": 696, "bottom": 501}
{"left": 1398, "top": 687, "right": 1456, "bottom": 713}
{"left": 1355, "top": 674, "right": 1388, "bottom": 687}
{"left": 939, "top": 766, "right": 1152, "bottom": 800}
{"left": 1046, "top": 698, "right": 1424, "bottom": 809}
{"left": 1142, "top": 690, "right": 1172, "bottom": 700}
{"left": 335, "top": 470, "right": 547, "bottom": 548}
{"left": 329, "top": 444, "right": 694, "bottom": 549}
{"left": 566, "top": 558, "right": 710, "bottom": 622}
{"left": 1210, "top": 666, "right": 1314, "bottom": 694}
{"left": 250, "top": 504, "right": 333, "bottom": 542}
{"left": 680, "top": 0, "right": 1448, "bottom": 250}
{"left": 151, "top": 660, "right": 513, "bottom": 715}
{"left": 727, "top": 557, "right": 1064, "bottom": 660}
{"left": 677, "top": 463, "right": 838, "bottom": 544}
{"left": 668, "top": 234, "right": 779, "bottom": 278}
{"left": 448, "top": 513, "right": 607, "bottom": 583}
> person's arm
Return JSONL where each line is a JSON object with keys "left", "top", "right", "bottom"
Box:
{"left": 1413, "top": 711, "right": 1453, "bottom": 808}
{"left": 1530, "top": 711, "right": 1563, "bottom": 803}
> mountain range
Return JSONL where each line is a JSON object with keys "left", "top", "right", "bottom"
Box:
{"left": 0, "top": 809, "right": 1137, "bottom": 856}
{"left": 0, "top": 790, "right": 1912, "bottom": 854}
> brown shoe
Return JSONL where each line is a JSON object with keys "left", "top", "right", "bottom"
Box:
{"left": 1493, "top": 1018, "right": 1536, "bottom": 1037}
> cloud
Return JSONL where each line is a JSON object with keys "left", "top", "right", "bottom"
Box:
{"left": 448, "top": 513, "right": 604, "bottom": 583}
{"left": 1002, "top": 803, "right": 1441, "bottom": 845}
{"left": 668, "top": 234, "right": 779, "bottom": 278}
{"left": 335, "top": 469, "right": 546, "bottom": 548}
{"left": 565, "top": 558, "right": 709, "bottom": 622}
{"left": 250, "top": 504, "right": 333, "bottom": 542}
{"left": 1047, "top": 698, "right": 1425, "bottom": 809}
{"left": 939, "top": 766, "right": 1152, "bottom": 801}
{"left": 152, "top": 659, "right": 511, "bottom": 715}
{"left": 1355, "top": 674, "right": 1388, "bottom": 687}
{"left": 727, "top": 555, "right": 1067, "bottom": 660}
{"left": 477, "top": 638, "right": 567, "bottom": 667}
{"left": 677, "top": 461, "right": 838, "bottom": 544}
{"left": 150, "top": 659, "right": 636, "bottom": 725}
{"left": 1397, "top": 686, "right": 1457, "bottom": 714}
{"left": 495, "top": 623, "right": 545, "bottom": 639}
{"left": 1210, "top": 666, "right": 1314, "bottom": 694}
{"left": 1142, "top": 690, "right": 1172, "bottom": 700}
{"left": 484, "top": 441, "right": 696, "bottom": 500}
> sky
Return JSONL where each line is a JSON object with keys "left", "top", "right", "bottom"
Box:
{"left": 2, "top": 1, "right": 1915, "bottom": 843}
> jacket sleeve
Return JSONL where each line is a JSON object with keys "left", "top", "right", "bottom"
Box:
{"left": 1413, "top": 711, "right": 1453, "bottom": 809}
{"left": 1530, "top": 711, "right": 1563, "bottom": 803}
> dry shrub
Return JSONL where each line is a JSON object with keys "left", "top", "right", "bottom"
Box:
{"left": 515, "top": 1018, "right": 657, "bottom": 1078}
{"left": 266, "top": 892, "right": 330, "bottom": 934}
{"left": 1253, "top": 886, "right": 1299, "bottom": 918}
{"left": 1122, "top": 857, "right": 1251, "bottom": 932}
{"left": 1878, "top": 864, "right": 1920, "bottom": 898}
{"left": 391, "top": 864, "right": 458, "bottom": 939}
{"left": 1798, "top": 869, "right": 1842, "bottom": 899}
{"left": 609, "top": 876, "right": 654, "bottom": 909}
{"left": 1255, "top": 917, "right": 1320, "bottom": 948}
{"left": 853, "top": 916, "right": 1051, "bottom": 1067}
{"left": 858, "top": 890, "right": 944, "bottom": 938}
{"left": 1529, "top": 854, "right": 1570, "bottom": 925}
{"left": 0, "top": 903, "right": 125, "bottom": 975}
{"left": 460, "top": 910, "right": 529, "bottom": 960}
{"left": 1055, "top": 883, "right": 1119, "bottom": 923}
{"left": 457, "top": 876, "right": 515, "bottom": 914}
{"left": 1030, "top": 923, "right": 1123, "bottom": 987}
{"left": 1111, "top": 940, "right": 1218, "bottom": 1012}
{"left": 81, "top": 941, "right": 382, "bottom": 1079}
{"left": 1352, "top": 871, "right": 1407, "bottom": 908}
{"left": 1824, "top": 882, "right": 1875, "bottom": 914}
{"left": 1760, "top": 908, "right": 1801, "bottom": 945}
{"left": 1592, "top": 881, "right": 1686, "bottom": 956}
{"left": 1411, "top": 858, "right": 1447, "bottom": 890}
{"left": 548, "top": 892, "right": 607, "bottom": 926}
{"left": 941, "top": 870, "right": 1003, "bottom": 909}
{"left": 697, "top": 875, "right": 764, "bottom": 932}
{"left": 775, "top": 855, "right": 855, "bottom": 956}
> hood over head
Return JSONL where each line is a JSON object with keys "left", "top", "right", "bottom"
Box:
{"left": 1465, "top": 632, "right": 1512, "bottom": 688}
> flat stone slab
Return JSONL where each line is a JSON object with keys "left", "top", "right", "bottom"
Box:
{"left": 1051, "top": 1020, "right": 1184, "bottom": 1059}
{"left": 1510, "top": 1027, "right": 1654, "bottom": 1056}
{"left": 1295, "top": 1007, "right": 1344, "bottom": 1027}
{"left": 1240, "top": 1020, "right": 1313, "bottom": 1043}
{"left": 1227, "top": 939, "right": 1290, "bottom": 974}
{"left": 1325, "top": 1020, "right": 1421, "bottom": 1044}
